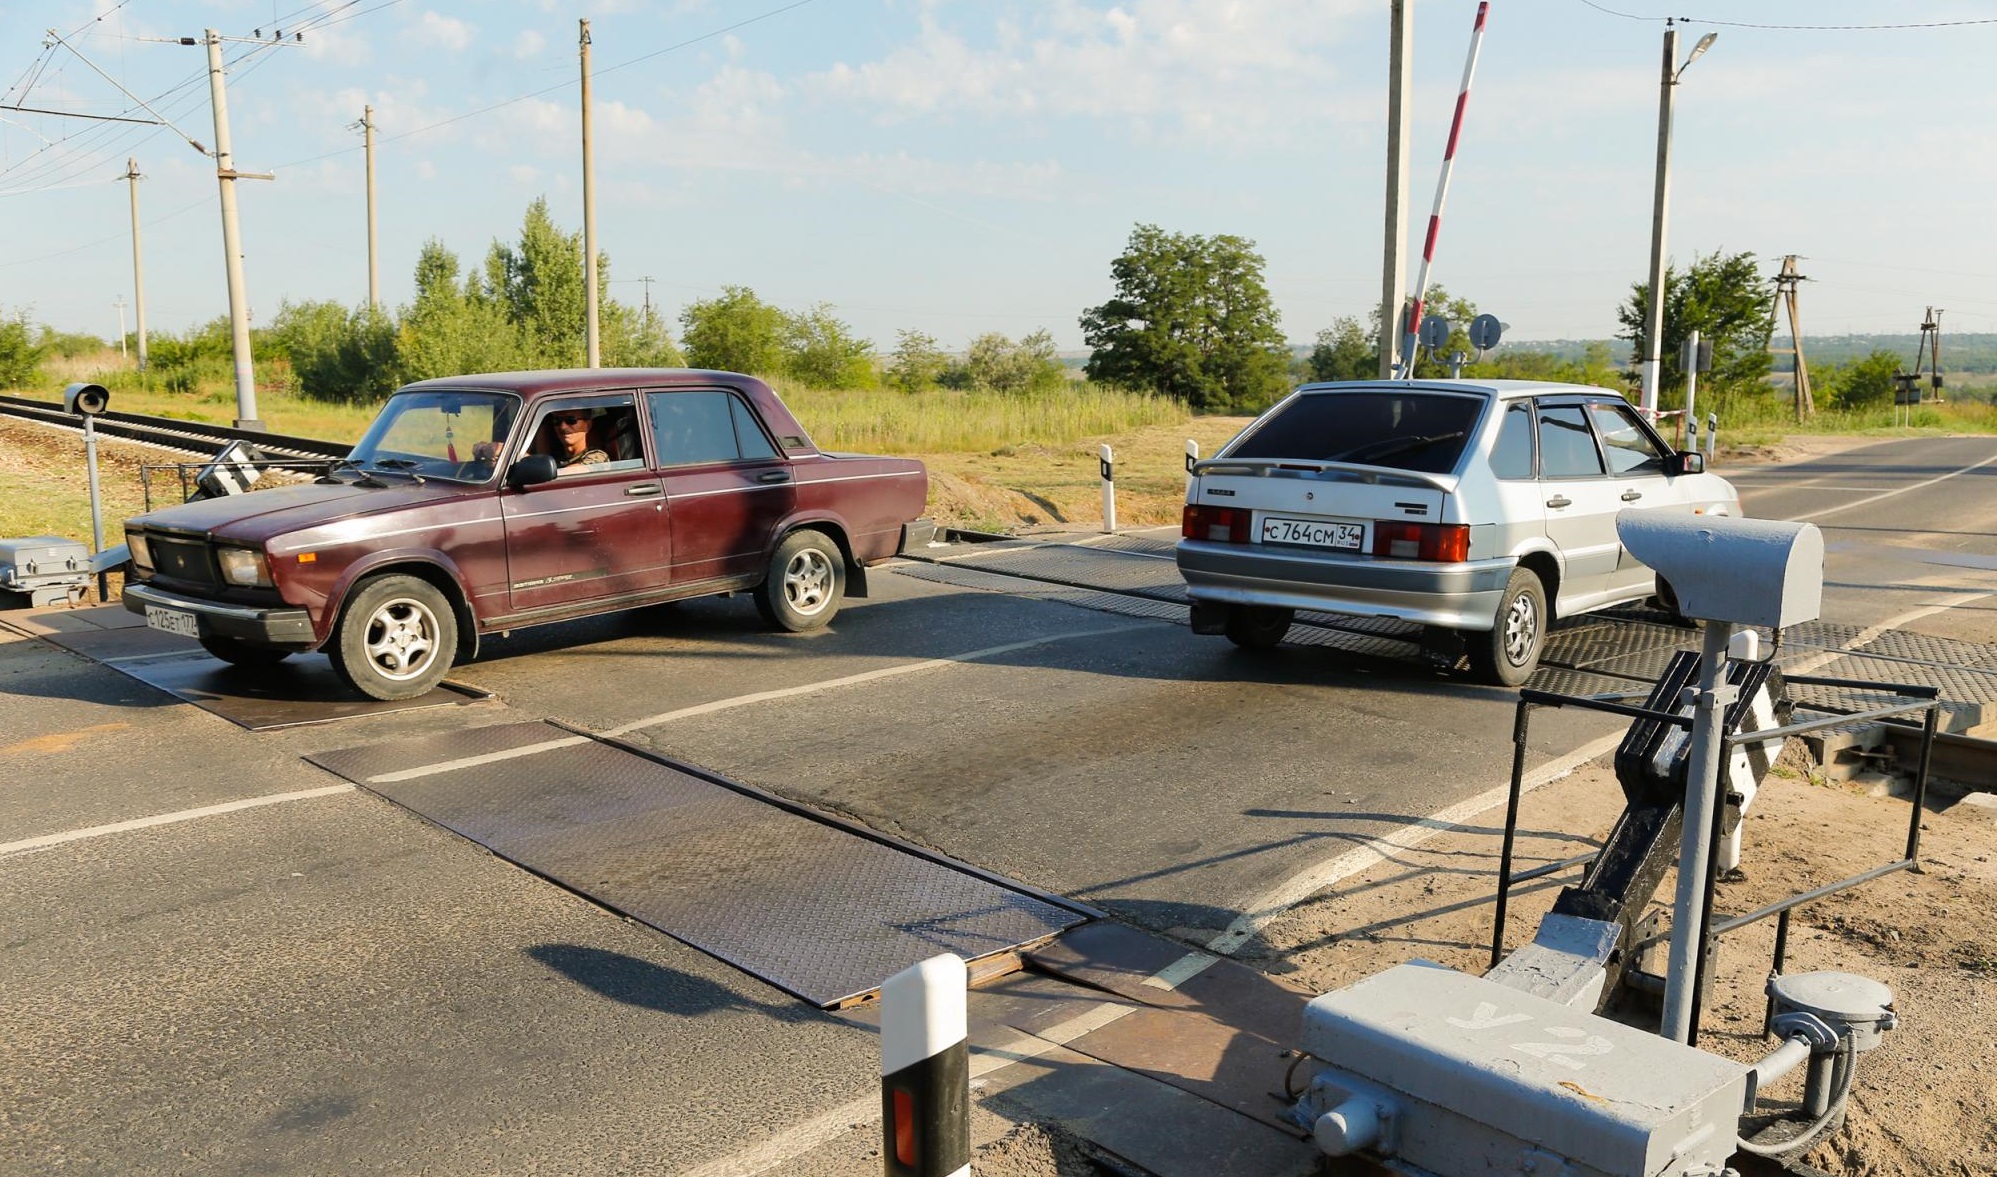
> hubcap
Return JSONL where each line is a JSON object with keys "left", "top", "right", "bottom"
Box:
{"left": 783, "top": 548, "right": 833, "bottom": 616}
{"left": 364, "top": 596, "right": 439, "bottom": 680}
{"left": 1501, "top": 590, "right": 1539, "bottom": 667}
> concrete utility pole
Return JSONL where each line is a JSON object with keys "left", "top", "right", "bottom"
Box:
{"left": 113, "top": 298, "right": 127, "bottom": 360}
{"left": 124, "top": 158, "right": 149, "bottom": 373}
{"left": 1379, "top": 0, "right": 1413, "bottom": 378}
{"left": 1640, "top": 22, "right": 1717, "bottom": 415}
{"left": 204, "top": 29, "right": 266, "bottom": 428}
{"left": 362, "top": 105, "right": 380, "bottom": 311}
{"left": 579, "top": 19, "right": 601, "bottom": 368}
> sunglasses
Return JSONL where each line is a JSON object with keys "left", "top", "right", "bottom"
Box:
{"left": 551, "top": 413, "right": 589, "bottom": 426}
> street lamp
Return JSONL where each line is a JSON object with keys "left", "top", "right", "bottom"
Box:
{"left": 1639, "top": 23, "right": 1718, "bottom": 416}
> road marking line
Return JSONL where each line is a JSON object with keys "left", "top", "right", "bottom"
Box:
{"left": 1786, "top": 451, "right": 1997, "bottom": 523}
{"left": 678, "top": 999, "right": 1134, "bottom": 1177}
{"left": 366, "top": 737, "right": 593, "bottom": 784}
{"left": 1143, "top": 951, "right": 1221, "bottom": 990}
{"left": 0, "top": 784, "right": 354, "bottom": 860}
{"left": 1202, "top": 731, "right": 1627, "bottom": 957}
{"left": 599, "top": 624, "right": 1149, "bottom": 738}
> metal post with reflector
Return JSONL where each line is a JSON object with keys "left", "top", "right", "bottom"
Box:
{"left": 881, "top": 954, "right": 969, "bottom": 1177}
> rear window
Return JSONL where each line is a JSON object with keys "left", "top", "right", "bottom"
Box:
{"left": 1227, "top": 391, "right": 1486, "bottom": 474}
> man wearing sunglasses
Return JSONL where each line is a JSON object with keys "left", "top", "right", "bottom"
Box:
{"left": 539, "top": 409, "right": 610, "bottom": 468}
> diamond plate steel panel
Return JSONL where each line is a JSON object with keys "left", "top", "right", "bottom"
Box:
{"left": 1540, "top": 619, "right": 1694, "bottom": 670}
{"left": 1855, "top": 628, "right": 1997, "bottom": 670}
{"left": 1524, "top": 666, "right": 1655, "bottom": 699}
{"left": 1280, "top": 625, "right": 1418, "bottom": 659}
{"left": 1581, "top": 646, "right": 1683, "bottom": 683}
{"left": 1073, "top": 533, "right": 1180, "bottom": 557}
{"left": 1780, "top": 619, "right": 1867, "bottom": 651}
{"left": 1296, "top": 610, "right": 1425, "bottom": 639}
{"left": 311, "top": 726, "right": 1084, "bottom": 1007}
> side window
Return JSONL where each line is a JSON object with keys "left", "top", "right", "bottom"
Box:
{"left": 649, "top": 391, "right": 747, "bottom": 466}
{"left": 1489, "top": 402, "right": 1535, "bottom": 479}
{"left": 529, "top": 397, "right": 643, "bottom": 475}
{"left": 1586, "top": 402, "right": 1668, "bottom": 475}
{"left": 729, "top": 395, "right": 779, "bottom": 461}
{"left": 1536, "top": 405, "right": 1605, "bottom": 478}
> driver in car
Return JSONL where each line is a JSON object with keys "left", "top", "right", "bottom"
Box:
{"left": 541, "top": 410, "right": 609, "bottom": 467}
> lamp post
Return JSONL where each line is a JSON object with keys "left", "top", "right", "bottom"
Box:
{"left": 1638, "top": 23, "right": 1716, "bottom": 416}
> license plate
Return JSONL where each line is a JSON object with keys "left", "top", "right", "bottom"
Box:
{"left": 1261, "top": 516, "right": 1365, "bottom": 551}
{"left": 144, "top": 605, "right": 200, "bottom": 638}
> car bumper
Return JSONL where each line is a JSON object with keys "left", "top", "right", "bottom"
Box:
{"left": 1176, "top": 539, "right": 1517, "bottom": 631}
{"left": 123, "top": 581, "right": 318, "bottom": 646}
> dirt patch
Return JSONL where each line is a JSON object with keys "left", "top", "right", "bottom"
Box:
{"left": 1719, "top": 433, "right": 1896, "bottom": 469}
{"left": 1249, "top": 754, "right": 1997, "bottom": 1176}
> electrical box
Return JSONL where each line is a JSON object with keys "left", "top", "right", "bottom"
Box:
{"left": 1616, "top": 512, "right": 1822, "bottom": 631}
{"left": 1298, "top": 962, "right": 1747, "bottom": 1177}
{"left": 0, "top": 535, "right": 92, "bottom": 607}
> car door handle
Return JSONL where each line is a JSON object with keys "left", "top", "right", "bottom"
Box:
{"left": 1546, "top": 495, "right": 1571, "bottom": 509}
{"left": 625, "top": 484, "right": 662, "bottom": 497}
{"left": 757, "top": 470, "right": 792, "bottom": 484}
{"left": 1621, "top": 489, "right": 1644, "bottom": 502}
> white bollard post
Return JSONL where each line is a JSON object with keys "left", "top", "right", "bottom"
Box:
{"left": 881, "top": 954, "right": 970, "bottom": 1177}
{"left": 1098, "top": 443, "right": 1116, "bottom": 534}
{"left": 1705, "top": 412, "right": 1717, "bottom": 463}
{"left": 1184, "top": 439, "right": 1199, "bottom": 495}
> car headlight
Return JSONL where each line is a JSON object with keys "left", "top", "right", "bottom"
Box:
{"left": 126, "top": 532, "right": 153, "bottom": 572}
{"left": 216, "top": 546, "right": 273, "bottom": 587}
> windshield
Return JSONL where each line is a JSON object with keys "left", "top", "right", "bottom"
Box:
{"left": 1226, "top": 390, "right": 1486, "bottom": 475}
{"left": 345, "top": 390, "right": 522, "bottom": 483}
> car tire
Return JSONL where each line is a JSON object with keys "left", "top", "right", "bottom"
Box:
{"left": 1224, "top": 605, "right": 1293, "bottom": 650}
{"left": 199, "top": 634, "right": 293, "bottom": 669}
{"left": 756, "top": 530, "right": 844, "bottom": 632}
{"left": 1468, "top": 568, "right": 1546, "bottom": 687}
{"left": 1654, "top": 576, "right": 1697, "bottom": 628}
{"left": 331, "top": 574, "right": 458, "bottom": 701}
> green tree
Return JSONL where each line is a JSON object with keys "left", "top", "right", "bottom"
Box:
{"left": 781, "top": 304, "right": 875, "bottom": 388}
{"left": 1079, "top": 224, "right": 1290, "bottom": 413}
{"left": 485, "top": 197, "right": 591, "bottom": 367}
{"left": 1306, "top": 316, "right": 1376, "bottom": 382}
{"left": 397, "top": 239, "right": 529, "bottom": 382}
{"left": 0, "top": 306, "right": 42, "bottom": 388}
{"left": 680, "top": 286, "right": 786, "bottom": 375}
{"left": 948, "top": 330, "right": 1066, "bottom": 394}
{"left": 1615, "top": 250, "right": 1775, "bottom": 411}
{"left": 269, "top": 300, "right": 402, "bottom": 403}
{"left": 1827, "top": 349, "right": 1904, "bottom": 412}
{"left": 886, "top": 329, "right": 948, "bottom": 392}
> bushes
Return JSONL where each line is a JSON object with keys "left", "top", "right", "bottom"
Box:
{"left": 0, "top": 307, "right": 41, "bottom": 388}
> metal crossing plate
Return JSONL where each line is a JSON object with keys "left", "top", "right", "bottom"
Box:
{"left": 309, "top": 723, "right": 1088, "bottom": 1008}
{"left": 944, "top": 544, "right": 1190, "bottom": 601}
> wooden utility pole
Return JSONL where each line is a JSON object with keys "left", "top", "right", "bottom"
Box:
{"left": 1917, "top": 306, "right": 1944, "bottom": 401}
{"left": 1771, "top": 255, "right": 1813, "bottom": 420}
{"left": 1378, "top": 0, "right": 1413, "bottom": 378}
{"left": 123, "top": 157, "right": 149, "bottom": 373}
{"left": 579, "top": 19, "right": 601, "bottom": 368}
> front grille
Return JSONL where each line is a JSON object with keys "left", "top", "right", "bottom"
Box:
{"left": 148, "top": 536, "right": 218, "bottom": 587}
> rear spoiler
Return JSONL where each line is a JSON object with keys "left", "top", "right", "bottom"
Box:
{"left": 1190, "top": 457, "right": 1458, "bottom": 495}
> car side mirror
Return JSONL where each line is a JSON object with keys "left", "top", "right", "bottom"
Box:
{"left": 507, "top": 454, "right": 560, "bottom": 488}
{"left": 1668, "top": 450, "right": 1705, "bottom": 476}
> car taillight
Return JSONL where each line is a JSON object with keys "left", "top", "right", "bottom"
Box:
{"left": 1372, "top": 521, "right": 1469, "bottom": 562}
{"left": 1183, "top": 504, "right": 1251, "bottom": 543}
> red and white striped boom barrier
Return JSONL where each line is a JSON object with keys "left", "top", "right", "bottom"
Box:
{"left": 881, "top": 954, "right": 970, "bottom": 1177}
{"left": 1398, "top": 1, "right": 1490, "bottom": 378}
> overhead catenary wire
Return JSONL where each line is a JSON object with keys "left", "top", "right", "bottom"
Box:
{"left": 1576, "top": 1, "right": 1997, "bottom": 31}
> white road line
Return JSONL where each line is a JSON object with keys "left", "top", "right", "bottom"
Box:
{"left": 1142, "top": 951, "right": 1220, "bottom": 991}
{"left": 366, "top": 736, "right": 593, "bottom": 784}
{"left": 0, "top": 785, "right": 355, "bottom": 860}
{"left": 1202, "top": 731, "right": 1627, "bottom": 957}
{"left": 599, "top": 624, "right": 1149, "bottom": 738}
{"left": 1786, "top": 450, "right": 1997, "bottom": 523}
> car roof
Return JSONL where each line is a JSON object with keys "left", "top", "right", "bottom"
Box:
{"left": 397, "top": 368, "right": 758, "bottom": 397}
{"left": 1290, "top": 378, "right": 1626, "bottom": 402}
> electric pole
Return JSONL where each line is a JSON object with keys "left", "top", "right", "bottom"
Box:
{"left": 1640, "top": 22, "right": 1717, "bottom": 415}
{"left": 202, "top": 29, "right": 274, "bottom": 429}
{"left": 114, "top": 298, "right": 127, "bottom": 360}
{"left": 1771, "top": 255, "right": 1813, "bottom": 420}
{"left": 579, "top": 19, "right": 601, "bottom": 368}
{"left": 639, "top": 276, "right": 654, "bottom": 326}
{"left": 124, "top": 158, "right": 149, "bottom": 373}
{"left": 1918, "top": 306, "right": 1944, "bottom": 401}
{"left": 1379, "top": 0, "right": 1413, "bottom": 378}
{"left": 362, "top": 105, "right": 380, "bottom": 311}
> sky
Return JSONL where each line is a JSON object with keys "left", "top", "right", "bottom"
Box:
{"left": 3, "top": 0, "right": 1996, "bottom": 356}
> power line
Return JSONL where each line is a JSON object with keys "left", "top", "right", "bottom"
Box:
{"left": 1577, "top": 2, "right": 1997, "bottom": 31}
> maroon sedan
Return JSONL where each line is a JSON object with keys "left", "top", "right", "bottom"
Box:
{"left": 123, "top": 369, "right": 930, "bottom": 700}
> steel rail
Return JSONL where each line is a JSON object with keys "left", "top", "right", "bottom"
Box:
{"left": 0, "top": 393, "right": 351, "bottom": 460}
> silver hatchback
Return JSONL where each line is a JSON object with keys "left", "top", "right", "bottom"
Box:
{"left": 1176, "top": 379, "right": 1740, "bottom": 684}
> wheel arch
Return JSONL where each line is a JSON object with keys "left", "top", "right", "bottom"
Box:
{"left": 1514, "top": 549, "right": 1562, "bottom": 621}
{"left": 777, "top": 516, "right": 865, "bottom": 598}
{"left": 329, "top": 556, "right": 479, "bottom": 664}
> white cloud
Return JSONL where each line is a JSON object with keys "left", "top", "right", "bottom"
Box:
{"left": 806, "top": 0, "right": 1373, "bottom": 146}
{"left": 412, "top": 12, "right": 475, "bottom": 53}
{"left": 513, "top": 30, "right": 546, "bottom": 59}
{"left": 509, "top": 164, "right": 542, "bottom": 185}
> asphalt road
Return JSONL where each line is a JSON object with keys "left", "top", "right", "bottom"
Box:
{"left": 3, "top": 432, "right": 1992, "bottom": 1175}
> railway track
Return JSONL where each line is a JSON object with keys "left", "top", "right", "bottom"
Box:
{"left": 0, "top": 393, "right": 351, "bottom": 461}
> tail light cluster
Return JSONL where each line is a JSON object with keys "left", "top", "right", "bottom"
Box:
{"left": 1184, "top": 505, "right": 1469, "bottom": 562}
